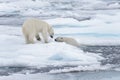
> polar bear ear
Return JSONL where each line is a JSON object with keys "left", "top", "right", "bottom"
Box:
{"left": 60, "top": 37, "right": 63, "bottom": 39}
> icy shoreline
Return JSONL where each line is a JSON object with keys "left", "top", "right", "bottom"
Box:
{"left": 0, "top": 0, "right": 120, "bottom": 79}
{"left": 0, "top": 70, "right": 120, "bottom": 80}
{"left": 0, "top": 13, "right": 120, "bottom": 73}
{"left": 0, "top": 24, "right": 120, "bottom": 75}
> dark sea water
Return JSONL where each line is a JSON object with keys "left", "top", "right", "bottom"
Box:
{"left": 82, "top": 45, "right": 120, "bottom": 65}
{"left": 46, "top": 71, "right": 120, "bottom": 80}
{"left": 0, "top": 45, "right": 120, "bottom": 77}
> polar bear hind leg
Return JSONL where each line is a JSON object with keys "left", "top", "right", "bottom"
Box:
{"left": 36, "top": 34, "right": 41, "bottom": 41}
{"left": 42, "top": 30, "right": 48, "bottom": 43}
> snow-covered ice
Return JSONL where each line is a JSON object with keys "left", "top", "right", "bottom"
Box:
{"left": 0, "top": 25, "right": 103, "bottom": 67}
{"left": 0, "top": 0, "right": 120, "bottom": 79}
{"left": 0, "top": 11, "right": 120, "bottom": 73}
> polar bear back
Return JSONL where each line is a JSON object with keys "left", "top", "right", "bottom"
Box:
{"left": 22, "top": 18, "right": 54, "bottom": 44}
{"left": 64, "top": 37, "right": 80, "bottom": 46}
{"left": 22, "top": 18, "right": 50, "bottom": 34}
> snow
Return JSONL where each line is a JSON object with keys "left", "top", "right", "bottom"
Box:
{"left": 0, "top": 1, "right": 120, "bottom": 79}
{"left": 0, "top": 10, "right": 120, "bottom": 70}
{"left": 0, "top": 0, "right": 120, "bottom": 18}
{"left": 46, "top": 18, "right": 80, "bottom": 26}
{"left": 0, "top": 10, "right": 120, "bottom": 72}
{"left": 0, "top": 26, "right": 103, "bottom": 67}
{"left": 49, "top": 64, "right": 109, "bottom": 73}
{"left": 46, "top": 13, "right": 120, "bottom": 35}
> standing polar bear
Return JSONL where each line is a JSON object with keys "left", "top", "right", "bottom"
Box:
{"left": 22, "top": 18, "right": 54, "bottom": 44}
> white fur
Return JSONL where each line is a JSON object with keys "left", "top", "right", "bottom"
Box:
{"left": 22, "top": 18, "right": 54, "bottom": 44}
{"left": 55, "top": 37, "right": 80, "bottom": 47}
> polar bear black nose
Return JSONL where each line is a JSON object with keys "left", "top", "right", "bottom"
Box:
{"left": 55, "top": 39, "right": 57, "bottom": 41}
{"left": 50, "top": 35, "right": 53, "bottom": 38}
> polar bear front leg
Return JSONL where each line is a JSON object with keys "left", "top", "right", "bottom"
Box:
{"left": 42, "top": 31, "right": 48, "bottom": 43}
{"left": 36, "top": 34, "right": 41, "bottom": 41}
{"left": 28, "top": 33, "right": 35, "bottom": 44}
{"left": 24, "top": 34, "right": 30, "bottom": 44}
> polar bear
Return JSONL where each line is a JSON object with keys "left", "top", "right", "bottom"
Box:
{"left": 55, "top": 37, "right": 80, "bottom": 47}
{"left": 22, "top": 18, "right": 54, "bottom": 44}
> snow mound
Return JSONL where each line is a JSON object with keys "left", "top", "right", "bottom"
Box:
{"left": 0, "top": 25, "right": 103, "bottom": 68}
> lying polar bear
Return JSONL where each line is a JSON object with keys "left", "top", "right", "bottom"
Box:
{"left": 22, "top": 18, "right": 54, "bottom": 44}
{"left": 55, "top": 37, "right": 80, "bottom": 47}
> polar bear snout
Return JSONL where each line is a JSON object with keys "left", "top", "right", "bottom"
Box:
{"left": 54, "top": 37, "right": 64, "bottom": 42}
{"left": 55, "top": 39, "right": 60, "bottom": 42}
{"left": 55, "top": 39, "right": 57, "bottom": 41}
{"left": 50, "top": 35, "right": 53, "bottom": 38}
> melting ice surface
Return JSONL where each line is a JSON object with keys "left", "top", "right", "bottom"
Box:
{"left": 0, "top": 0, "right": 120, "bottom": 79}
{"left": 0, "top": 13, "right": 120, "bottom": 75}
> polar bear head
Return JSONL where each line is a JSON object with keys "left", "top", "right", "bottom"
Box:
{"left": 55, "top": 37, "right": 65, "bottom": 42}
{"left": 48, "top": 26, "right": 54, "bottom": 38}
{"left": 55, "top": 37, "right": 80, "bottom": 47}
